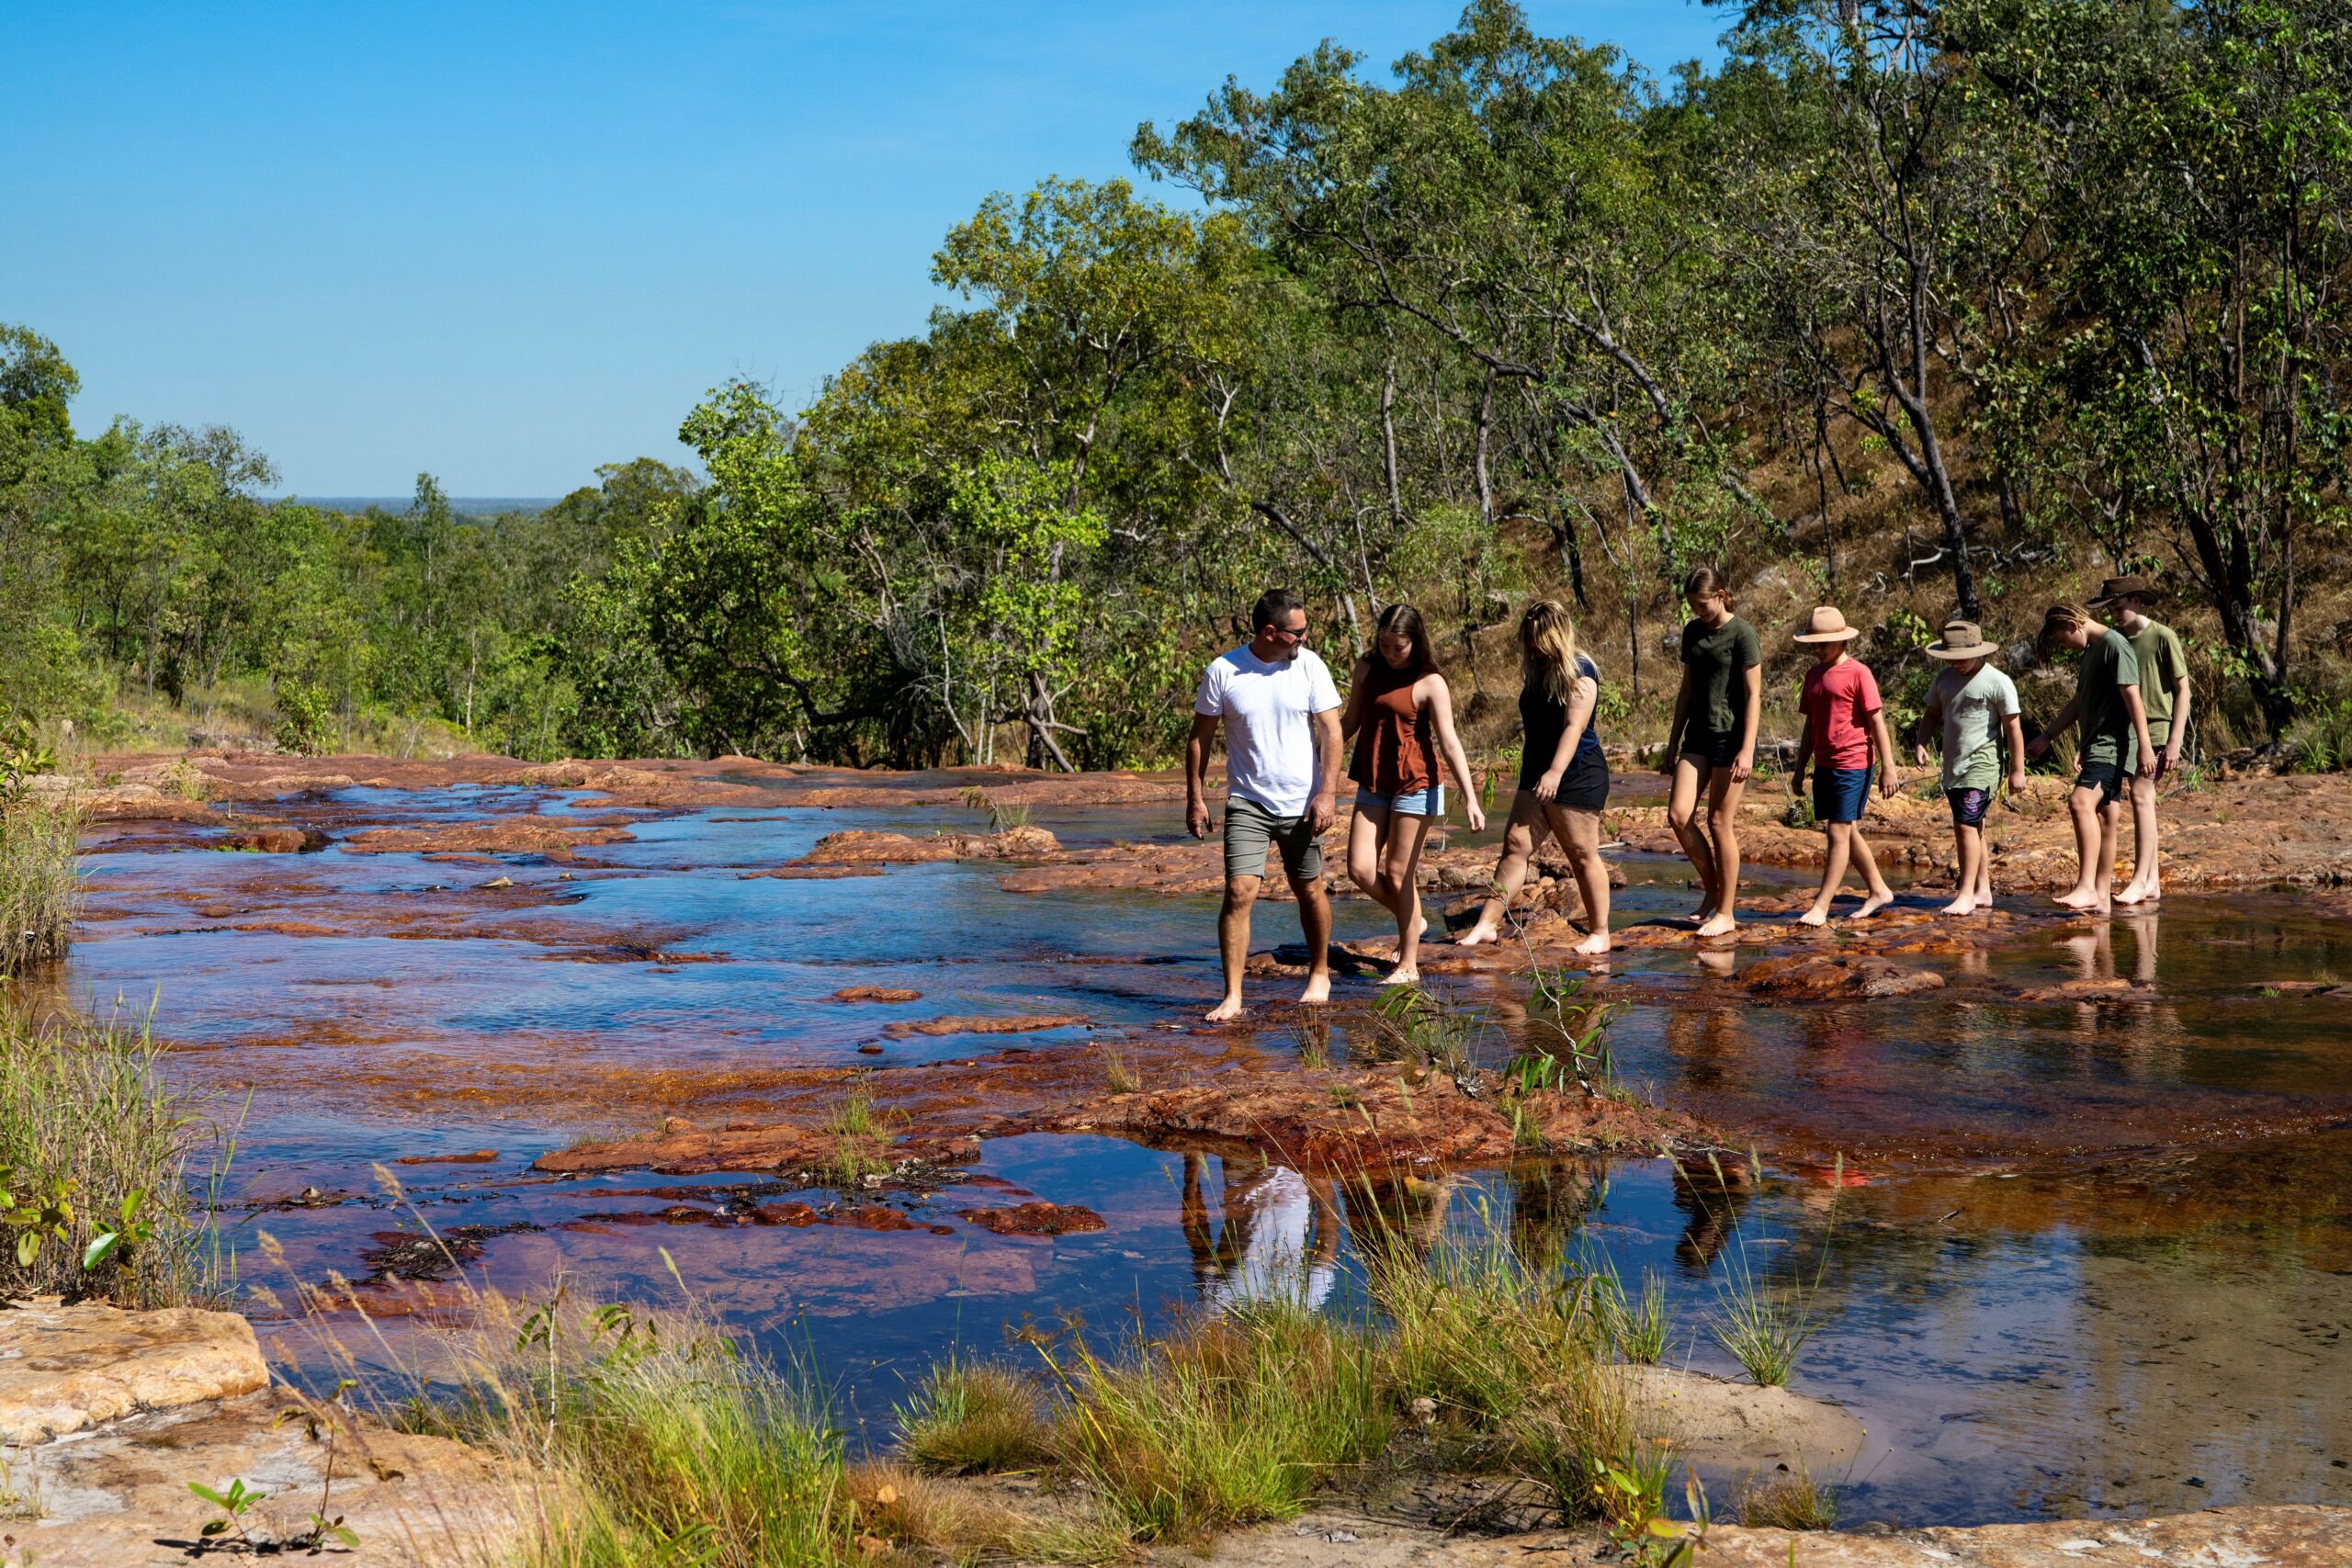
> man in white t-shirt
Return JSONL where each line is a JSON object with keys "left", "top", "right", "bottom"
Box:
{"left": 1186, "top": 588, "right": 1343, "bottom": 1022}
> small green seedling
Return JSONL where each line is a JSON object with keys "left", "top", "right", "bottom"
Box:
{"left": 190, "top": 1477, "right": 266, "bottom": 1545}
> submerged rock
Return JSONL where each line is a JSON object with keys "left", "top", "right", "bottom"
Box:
{"left": 957, "top": 1201, "right": 1107, "bottom": 1236}
{"left": 1738, "top": 954, "right": 1946, "bottom": 1000}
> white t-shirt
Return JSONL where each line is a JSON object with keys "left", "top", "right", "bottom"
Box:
{"left": 1929, "top": 663, "right": 2021, "bottom": 789}
{"left": 1194, "top": 644, "right": 1341, "bottom": 818}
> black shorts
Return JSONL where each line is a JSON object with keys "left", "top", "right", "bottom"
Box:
{"left": 2075, "top": 759, "right": 2127, "bottom": 806}
{"left": 1547, "top": 750, "right": 1610, "bottom": 812}
{"left": 1946, "top": 786, "right": 1992, "bottom": 828}
{"left": 1679, "top": 728, "right": 1742, "bottom": 769}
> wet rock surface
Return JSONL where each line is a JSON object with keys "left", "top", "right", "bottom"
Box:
{"left": 955, "top": 1201, "right": 1107, "bottom": 1235}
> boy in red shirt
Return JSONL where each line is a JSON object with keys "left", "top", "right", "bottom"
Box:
{"left": 1788, "top": 606, "right": 1903, "bottom": 925}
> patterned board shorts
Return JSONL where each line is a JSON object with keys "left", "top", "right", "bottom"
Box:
{"left": 1947, "top": 786, "right": 1992, "bottom": 828}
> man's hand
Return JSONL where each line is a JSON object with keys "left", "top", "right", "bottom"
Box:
{"left": 1186, "top": 799, "right": 1211, "bottom": 840}
{"left": 1732, "top": 750, "right": 1754, "bottom": 784}
{"left": 1307, "top": 790, "right": 1337, "bottom": 835}
{"left": 2138, "top": 743, "right": 2158, "bottom": 778}
{"left": 1656, "top": 745, "right": 1677, "bottom": 776}
{"left": 2008, "top": 768, "right": 2030, "bottom": 796}
{"left": 1533, "top": 768, "right": 1562, "bottom": 802}
{"left": 1913, "top": 740, "right": 1931, "bottom": 768}
{"left": 2026, "top": 736, "right": 2051, "bottom": 761}
{"left": 1464, "top": 798, "right": 1487, "bottom": 833}
{"left": 1880, "top": 761, "right": 1903, "bottom": 797}
{"left": 1787, "top": 761, "right": 1805, "bottom": 795}
{"left": 2156, "top": 744, "right": 2180, "bottom": 781}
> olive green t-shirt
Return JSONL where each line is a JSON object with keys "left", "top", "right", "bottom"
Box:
{"left": 2130, "top": 620, "right": 2189, "bottom": 743}
{"left": 1681, "top": 615, "right": 1762, "bottom": 739}
{"left": 2077, "top": 627, "right": 2143, "bottom": 771}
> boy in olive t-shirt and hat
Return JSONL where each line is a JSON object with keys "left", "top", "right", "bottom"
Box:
{"left": 2029, "top": 603, "right": 2157, "bottom": 919}
{"left": 2089, "top": 576, "right": 2192, "bottom": 906}
{"left": 1914, "top": 619, "right": 2028, "bottom": 917}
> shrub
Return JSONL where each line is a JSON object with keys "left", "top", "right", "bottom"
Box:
{"left": 274, "top": 678, "right": 334, "bottom": 757}
{"left": 0, "top": 797, "right": 82, "bottom": 974}
{"left": 0, "top": 1007, "right": 226, "bottom": 1307}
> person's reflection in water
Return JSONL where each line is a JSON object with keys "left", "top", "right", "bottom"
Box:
{"left": 1179, "top": 1152, "right": 1339, "bottom": 1312}
{"left": 1510, "top": 1159, "right": 1605, "bottom": 1276}
{"left": 1670, "top": 1153, "right": 1756, "bottom": 1271}
{"left": 1342, "top": 1170, "right": 1459, "bottom": 1274}
{"left": 1663, "top": 1001, "right": 1744, "bottom": 1091}
{"left": 2127, "top": 911, "right": 2159, "bottom": 987}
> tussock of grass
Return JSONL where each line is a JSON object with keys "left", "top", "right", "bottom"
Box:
{"left": 375, "top": 1282, "right": 870, "bottom": 1567}
{"left": 0, "top": 799, "right": 83, "bottom": 974}
{"left": 824, "top": 1085, "right": 900, "bottom": 1185}
{"left": 896, "top": 1358, "right": 1054, "bottom": 1474}
{"left": 1738, "top": 1461, "right": 1839, "bottom": 1530}
{"left": 1711, "top": 1240, "right": 1821, "bottom": 1388}
{"left": 1095, "top": 1041, "right": 1139, "bottom": 1095}
{"left": 0, "top": 1005, "right": 227, "bottom": 1307}
{"left": 1034, "top": 1301, "right": 1390, "bottom": 1544}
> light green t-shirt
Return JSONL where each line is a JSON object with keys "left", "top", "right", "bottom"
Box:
{"left": 1929, "top": 663, "right": 2020, "bottom": 790}
{"left": 2130, "top": 620, "right": 2189, "bottom": 743}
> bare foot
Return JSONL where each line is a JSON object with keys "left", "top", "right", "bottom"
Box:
{"left": 1204, "top": 996, "right": 1244, "bottom": 1024}
{"left": 1796, "top": 907, "right": 1830, "bottom": 928}
{"left": 1571, "top": 931, "right": 1611, "bottom": 956}
{"left": 1381, "top": 965, "right": 1419, "bottom": 987}
{"left": 2114, "top": 883, "right": 2159, "bottom": 906}
{"left": 1456, "top": 923, "right": 1500, "bottom": 947}
{"left": 1939, "top": 895, "right": 1977, "bottom": 917}
{"left": 1856, "top": 890, "right": 1894, "bottom": 919}
{"left": 1686, "top": 900, "right": 1714, "bottom": 924}
{"left": 1979, "top": 893, "right": 1996, "bottom": 911}
{"left": 1694, "top": 912, "right": 1738, "bottom": 940}
{"left": 2052, "top": 888, "right": 2102, "bottom": 909}
{"left": 1409, "top": 905, "right": 1428, "bottom": 942}
{"left": 1299, "top": 973, "right": 1331, "bottom": 1006}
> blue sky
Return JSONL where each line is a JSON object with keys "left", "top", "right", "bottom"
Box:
{"left": 3, "top": 3, "right": 1725, "bottom": 497}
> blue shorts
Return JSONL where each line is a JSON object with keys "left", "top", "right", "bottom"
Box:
{"left": 1812, "top": 765, "right": 1872, "bottom": 825}
{"left": 1946, "top": 786, "right": 1992, "bottom": 828}
{"left": 1355, "top": 784, "right": 1444, "bottom": 818}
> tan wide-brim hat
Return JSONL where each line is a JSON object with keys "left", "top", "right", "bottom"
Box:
{"left": 2088, "top": 575, "right": 2165, "bottom": 606}
{"left": 1792, "top": 605, "right": 1863, "bottom": 643}
{"left": 1927, "top": 618, "right": 2000, "bottom": 660}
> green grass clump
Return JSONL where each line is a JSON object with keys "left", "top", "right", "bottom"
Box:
{"left": 2288, "top": 697, "right": 2352, "bottom": 773}
{"left": 0, "top": 799, "right": 83, "bottom": 974}
{"left": 0, "top": 1006, "right": 227, "bottom": 1307}
{"left": 388, "top": 1291, "right": 870, "bottom": 1567}
{"left": 1589, "top": 1253, "right": 1671, "bottom": 1366}
{"left": 1711, "top": 1239, "right": 1822, "bottom": 1388}
{"left": 1034, "top": 1301, "right": 1389, "bottom": 1544}
{"left": 1738, "top": 1461, "right": 1839, "bottom": 1529}
{"left": 823, "top": 1086, "right": 900, "bottom": 1185}
{"left": 896, "top": 1358, "right": 1054, "bottom": 1475}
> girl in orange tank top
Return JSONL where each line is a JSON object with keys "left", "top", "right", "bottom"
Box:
{"left": 1339, "top": 604, "right": 1487, "bottom": 987}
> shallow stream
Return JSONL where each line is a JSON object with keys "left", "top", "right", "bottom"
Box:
{"left": 54, "top": 777, "right": 2352, "bottom": 1529}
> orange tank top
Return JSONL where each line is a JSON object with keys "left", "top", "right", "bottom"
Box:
{"left": 1348, "top": 662, "right": 1440, "bottom": 795}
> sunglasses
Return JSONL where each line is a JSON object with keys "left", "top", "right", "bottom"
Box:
{"left": 1267, "top": 622, "right": 1311, "bottom": 640}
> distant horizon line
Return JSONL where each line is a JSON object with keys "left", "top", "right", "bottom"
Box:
{"left": 267, "top": 494, "right": 562, "bottom": 515}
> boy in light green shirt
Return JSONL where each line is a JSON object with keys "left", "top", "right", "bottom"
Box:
{"left": 1914, "top": 619, "right": 2029, "bottom": 917}
{"left": 2091, "top": 577, "right": 2192, "bottom": 906}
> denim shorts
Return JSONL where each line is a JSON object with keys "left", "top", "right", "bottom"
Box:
{"left": 1812, "top": 765, "right": 1872, "bottom": 825}
{"left": 1222, "top": 795, "right": 1324, "bottom": 883}
{"left": 1354, "top": 784, "right": 1444, "bottom": 818}
{"left": 1946, "top": 786, "right": 1992, "bottom": 829}
{"left": 2075, "top": 759, "right": 2127, "bottom": 806}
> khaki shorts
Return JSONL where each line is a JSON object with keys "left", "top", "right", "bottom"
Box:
{"left": 1222, "top": 796, "right": 1323, "bottom": 884}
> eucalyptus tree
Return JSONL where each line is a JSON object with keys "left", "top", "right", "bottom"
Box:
{"left": 1975, "top": 0, "right": 2352, "bottom": 735}
{"left": 1136, "top": 0, "right": 1764, "bottom": 691}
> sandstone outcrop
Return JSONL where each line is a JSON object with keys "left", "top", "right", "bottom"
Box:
{"left": 0, "top": 1298, "right": 268, "bottom": 1445}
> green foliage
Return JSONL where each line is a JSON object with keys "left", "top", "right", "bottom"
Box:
{"left": 0, "top": 796, "right": 82, "bottom": 973}
{"left": 895, "top": 1358, "right": 1054, "bottom": 1475}
{"left": 2287, "top": 694, "right": 2352, "bottom": 773}
{"left": 0, "top": 1007, "right": 224, "bottom": 1306}
{"left": 272, "top": 677, "right": 334, "bottom": 756}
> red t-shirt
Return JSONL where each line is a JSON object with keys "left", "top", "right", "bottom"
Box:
{"left": 1800, "top": 655, "right": 1881, "bottom": 771}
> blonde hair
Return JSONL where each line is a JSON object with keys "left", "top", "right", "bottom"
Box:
{"left": 1520, "top": 600, "right": 1595, "bottom": 705}
{"left": 2041, "top": 602, "right": 2091, "bottom": 649}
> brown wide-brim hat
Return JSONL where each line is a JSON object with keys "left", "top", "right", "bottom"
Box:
{"left": 1792, "top": 605, "right": 1863, "bottom": 643}
{"left": 2088, "top": 575, "right": 2165, "bottom": 607}
{"left": 1926, "top": 619, "right": 2000, "bottom": 660}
